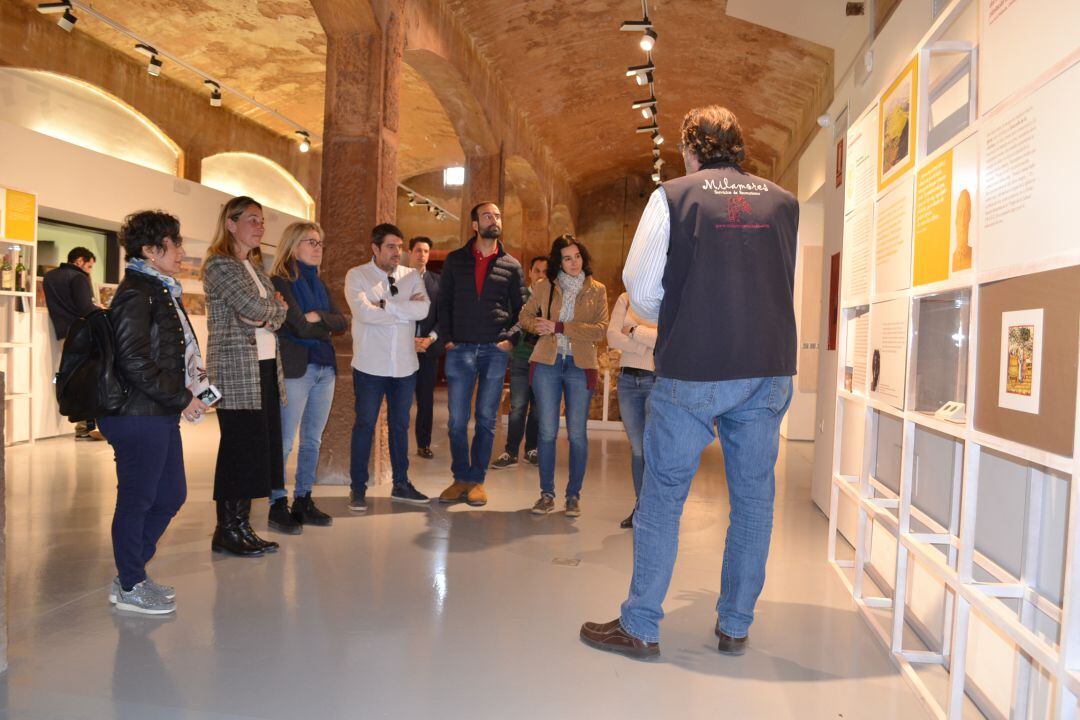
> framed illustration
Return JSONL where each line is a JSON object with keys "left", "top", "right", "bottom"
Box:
{"left": 997, "top": 308, "right": 1043, "bottom": 414}
{"left": 879, "top": 57, "right": 919, "bottom": 192}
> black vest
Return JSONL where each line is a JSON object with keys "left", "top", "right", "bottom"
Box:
{"left": 654, "top": 162, "right": 800, "bottom": 382}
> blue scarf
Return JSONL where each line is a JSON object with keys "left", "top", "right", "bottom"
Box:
{"left": 127, "top": 257, "right": 182, "bottom": 297}
{"left": 285, "top": 261, "right": 335, "bottom": 367}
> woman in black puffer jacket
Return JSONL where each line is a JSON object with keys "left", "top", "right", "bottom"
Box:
{"left": 100, "top": 210, "right": 208, "bottom": 616}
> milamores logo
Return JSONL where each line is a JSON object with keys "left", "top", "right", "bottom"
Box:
{"left": 717, "top": 194, "right": 768, "bottom": 230}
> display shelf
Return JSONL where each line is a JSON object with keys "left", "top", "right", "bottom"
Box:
{"left": 827, "top": 1, "right": 1080, "bottom": 716}
{"left": 1, "top": 183, "right": 38, "bottom": 446}
{"left": 0, "top": 291, "right": 33, "bottom": 298}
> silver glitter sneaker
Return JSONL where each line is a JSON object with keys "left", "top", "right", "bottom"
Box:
{"left": 113, "top": 581, "right": 176, "bottom": 615}
{"left": 109, "top": 576, "right": 176, "bottom": 604}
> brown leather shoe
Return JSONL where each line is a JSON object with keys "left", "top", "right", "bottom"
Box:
{"left": 715, "top": 620, "right": 748, "bottom": 656}
{"left": 466, "top": 482, "right": 488, "bottom": 507}
{"left": 580, "top": 618, "right": 659, "bottom": 660}
{"left": 438, "top": 481, "right": 471, "bottom": 504}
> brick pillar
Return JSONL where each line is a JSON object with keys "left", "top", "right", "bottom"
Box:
{"left": 459, "top": 151, "right": 504, "bottom": 242}
{"left": 312, "top": 0, "right": 403, "bottom": 485}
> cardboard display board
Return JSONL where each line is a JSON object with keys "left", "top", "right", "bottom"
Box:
{"left": 979, "top": 0, "right": 1080, "bottom": 114}
{"left": 913, "top": 134, "right": 978, "bottom": 285}
{"left": 869, "top": 298, "right": 910, "bottom": 410}
{"left": 978, "top": 62, "right": 1080, "bottom": 275}
{"left": 974, "top": 265, "right": 1080, "bottom": 457}
{"left": 873, "top": 175, "right": 914, "bottom": 295}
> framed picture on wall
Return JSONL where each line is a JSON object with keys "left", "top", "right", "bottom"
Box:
{"left": 879, "top": 57, "right": 919, "bottom": 192}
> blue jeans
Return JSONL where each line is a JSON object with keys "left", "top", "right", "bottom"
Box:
{"left": 444, "top": 343, "right": 510, "bottom": 483}
{"left": 276, "top": 364, "right": 336, "bottom": 500}
{"left": 505, "top": 355, "right": 538, "bottom": 456}
{"left": 350, "top": 369, "right": 417, "bottom": 492}
{"left": 617, "top": 370, "right": 655, "bottom": 499}
{"left": 620, "top": 375, "right": 793, "bottom": 642}
{"left": 98, "top": 414, "right": 187, "bottom": 590}
{"left": 532, "top": 356, "right": 593, "bottom": 498}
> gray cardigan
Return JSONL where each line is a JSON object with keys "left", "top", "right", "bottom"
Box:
{"left": 203, "top": 253, "right": 288, "bottom": 410}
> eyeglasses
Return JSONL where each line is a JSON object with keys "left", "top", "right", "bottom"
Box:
{"left": 387, "top": 275, "right": 399, "bottom": 296}
{"left": 304, "top": 238, "right": 324, "bottom": 248}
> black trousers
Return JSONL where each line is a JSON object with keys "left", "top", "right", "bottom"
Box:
{"left": 414, "top": 351, "right": 441, "bottom": 448}
{"left": 213, "top": 359, "right": 285, "bottom": 501}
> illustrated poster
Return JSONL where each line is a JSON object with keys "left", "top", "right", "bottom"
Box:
{"left": 913, "top": 134, "right": 978, "bottom": 285}
{"left": 998, "top": 309, "right": 1043, "bottom": 415}
{"left": 879, "top": 58, "right": 919, "bottom": 192}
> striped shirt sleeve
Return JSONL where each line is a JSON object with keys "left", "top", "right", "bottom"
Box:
{"left": 622, "top": 186, "right": 669, "bottom": 321}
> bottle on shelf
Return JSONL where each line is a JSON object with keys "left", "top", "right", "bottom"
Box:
{"left": 1, "top": 250, "right": 13, "bottom": 292}
{"left": 15, "top": 253, "right": 27, "bottom": 293}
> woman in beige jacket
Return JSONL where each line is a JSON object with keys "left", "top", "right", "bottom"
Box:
{"left": 519, "top": 234, "right": 608, "bottom": 517}
{"left": 607, "top": 292, "right": 657, "bottom": 529}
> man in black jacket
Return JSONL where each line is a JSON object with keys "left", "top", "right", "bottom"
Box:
{"left": 436, "top": 202, "right": 525, "bottom": 507}
{"left": 409, "top": 236, "right": 443, "bottom": 459}
{"left": 43, "top": 246, "right": 101, "bottom": 439}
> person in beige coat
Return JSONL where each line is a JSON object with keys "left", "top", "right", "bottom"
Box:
{"left": 518, "top": 235, "right": 608, "bottom": 517}
{"left": 607, "top": 292, "right": 658, "bottom": 529}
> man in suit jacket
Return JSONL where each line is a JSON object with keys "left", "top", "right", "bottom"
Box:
{"left": 409, "top": 236, "right": 443, "bottom": 459}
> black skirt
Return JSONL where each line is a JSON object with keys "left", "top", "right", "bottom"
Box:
{"left": 213, "top": 359, "right": 285, "bottom": 501}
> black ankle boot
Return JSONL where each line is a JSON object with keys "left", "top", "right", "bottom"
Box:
{"left": 212, "top": 499, "right": 264, "bottom": 557}
{"left": 291, "top": 494, "right": 333, "bottom": 527}
{"left": 237, "top": 499, "right": 280, "bottom": 552}
{"left": 268, "top": 497, "right": 303, "bottom": 535}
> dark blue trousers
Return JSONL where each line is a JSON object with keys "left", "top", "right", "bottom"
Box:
{"left": 98, "top": 414, "right": 187, "bottom": 590}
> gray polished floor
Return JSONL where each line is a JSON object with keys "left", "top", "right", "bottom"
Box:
{"left": 2, "top": 395, "right": 930, "bottom": 719}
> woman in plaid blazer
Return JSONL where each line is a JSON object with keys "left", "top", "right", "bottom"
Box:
{"left": 203, "top": 196, "right": 290, "bottom": 557}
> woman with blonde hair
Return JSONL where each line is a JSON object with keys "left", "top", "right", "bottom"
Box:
{"left": 270, "top": 221, "right": 346, "bottom": 526}
{"left": 203, "top": 196, "right": 291, "bottom": 556}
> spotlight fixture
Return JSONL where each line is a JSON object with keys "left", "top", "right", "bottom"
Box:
{"left": 635, "top": 71, "right": 654, "bottom": 87}
{"left": 633, "top": 96, "right": 657, "bottom": 120}
{"left": 619, "top": 19, "right": 653, "bottom": 32}
{"left": 136, "top": 44, "right": 163, "bottom": 76}
{"left": 204, "top": 80, "right": 222, "bottom": 107}
{"left": 639, "top": 28, "right": 657, "bottom": 52}
{"left": 407, "top": 193, "right": 417, "bottom": 207}
{"left": 626, "top": 62, "right": 655, "bottom": 79}
{"left": 653, "top": 158, "right": 665, "bottom": 170}
{"left": 295, "top": 130, "right": 311, "bottom": 153}
{"left": 651, "top": 171, "right": 661, "bottom": 183}
{"left": 636, "top": 122, "right": 659, "bottom": 134}
{"left": 37, "top": 1, "right": 77, "bottom": 30}
{"left": 147, "top": 56, "right": 163, "bottom": 76}
{"left": 816, "top": 113, "right": 832, "bottom": 128}
{"left": 652, "top": 131, "right": 664, "bottom": 146}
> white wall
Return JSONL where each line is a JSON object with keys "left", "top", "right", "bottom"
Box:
{"left": 0, "top": 120, "right": 305, "bottom": 442}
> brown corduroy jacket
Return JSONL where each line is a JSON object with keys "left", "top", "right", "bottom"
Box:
{"left": 518, "top": 275, "right": 609, "bottom": 369}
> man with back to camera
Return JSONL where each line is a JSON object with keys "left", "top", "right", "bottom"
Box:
{"left": 490, "top": 254, "right": 547, "bottom": 469}
{"left": 344, "top": 223, "right": 432, "bottom": 511}
{"left": 43, "top": 246, "right": 103, "bottom": 440}
{"left": 580, "top": 105, "right": 799, "bottom": 659}
{"left": 408, "top": 236, "right": 444, "bottom": 460}
{"left": 436, "top": 202, "right": 525, "bottom": 507}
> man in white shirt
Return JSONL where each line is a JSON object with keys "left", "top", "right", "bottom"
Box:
{"left": 344, "top": 223, "right": 432, "bottom": 510}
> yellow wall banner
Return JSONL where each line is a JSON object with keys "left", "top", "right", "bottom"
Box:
{"left": 4, "top": 188, "right": 36, "bottom": 242}
{"left": 913, "top": 150, "right": 952, "bottom": 286}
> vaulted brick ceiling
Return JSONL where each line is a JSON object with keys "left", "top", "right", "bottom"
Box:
{"left": 21, "top": 0, "right": 832, "bottom": 190}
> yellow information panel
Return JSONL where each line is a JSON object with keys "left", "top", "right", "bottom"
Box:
{"left": 913, "top": 151, "right": 952, "bottom": 286}
{"left": 4, "top": 188, "right": 37, "bottom": 243}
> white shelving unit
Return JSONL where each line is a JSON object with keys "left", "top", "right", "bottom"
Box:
{"left": 826, "top": 1, "right": 1080, "bottom": 718}
{"left": 0, "top": 188, "right": 38, "bottom": 446}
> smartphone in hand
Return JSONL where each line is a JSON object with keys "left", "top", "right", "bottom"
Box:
{"left": 197, "top": 384, "right": 223, "bottom": 407}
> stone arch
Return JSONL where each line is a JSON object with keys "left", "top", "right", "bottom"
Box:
{"left": 0, "top": 67, "right": 181, "bottom": 175}
{"left": 402, "top": 48, "right": 499, "bottom": 158}
{"left": 201, "top": 152, "right": 315, "bottom": 220}
{"left": 505, "top": 154, "right": 549, "bottom": 260}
